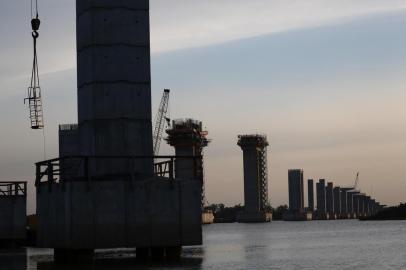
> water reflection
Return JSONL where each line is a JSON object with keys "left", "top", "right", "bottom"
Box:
{"left": 0, "top": 248, "right": 203, "bottom": 270}
{"left": 36, "top": 257, "right": 203, "bottom": 270}
{"left": 4, "top": 221, "right": 406, "bottom": 270}
{"left": 28, "top": 248, "right": 203, "bottom": 270}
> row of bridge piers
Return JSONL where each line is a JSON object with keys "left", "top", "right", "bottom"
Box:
{"left": 312, "top": 180, "right": 383, "bottom": 220}
{"left": 285, "top": 170, "right": 383, "bottom": 221}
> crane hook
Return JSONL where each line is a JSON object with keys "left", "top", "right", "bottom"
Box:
{"left": 31, "top": 16, "right": 40, "bottom": 39}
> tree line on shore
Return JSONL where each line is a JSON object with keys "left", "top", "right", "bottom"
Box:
{"left": 206, "top": 203, "right": 406, "bottom": 222}
{"left": 204, "top": 204, "right": 288, "bottom": 222}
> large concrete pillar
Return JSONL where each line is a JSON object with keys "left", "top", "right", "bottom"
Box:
{"left": 370, "top": 199, "right": 376, "bottom": 215}
{"left": 166, "top": 119, "right": 209, "bottom": 180}
{"left": 358, "top": 195, "right": 365, "bottom": 217}
{"left": 307, "top": 179, "right": 314, "bottom": 212}
{"left": 353, "top": 195, "right": 360, "bottom": 218}
{"left": 347, "top": 191, "right": 359, "bottom": 219}
{"left": 340, "top": 190, "right": 347, "bottom": 218}
{"left": 316, "top": 179, "right": 326, "bottom": 219}
{"left": 333, "top": 187, "right": 341, "bottom": 217}
{"left": 76, "top": 0, "right": 153, "bottom": 175}
{"left": 326, "top": 182, "right": 334, "bottom": 219}
{"left": 288, "top": 170, "right": 304, "bottom": 213}
{"left": 365, "top": 196, "right": 371, "bottom": 216}
{"left": 347, "top": 192, "right": 354, "bottom": 218}
{"left": 237, "top": 135, "right": 270, "bottom": 222}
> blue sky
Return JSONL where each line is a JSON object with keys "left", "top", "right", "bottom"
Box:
{"left": 1, "top": 1, "right": 406, "bottom": 213}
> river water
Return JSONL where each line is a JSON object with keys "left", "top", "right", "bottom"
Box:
{"left": 2, "top": 220, "right": 405, "bottom": 270}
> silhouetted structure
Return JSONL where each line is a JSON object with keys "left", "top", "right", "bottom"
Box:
{"left": 353, "top": 194, "right": 360, "bottom": 218}
{"left": 166, "top": 118, "right": 211, "bottom": 222}
{"left": 166, "top": 119, "right": 209, "bottom": 199}
{"left": 316, "top": 179, "right": 327, "bottom": 219}
{"left": 340, "top": 189, "right": 348, "bottom": 218}
{"left": 284, "top": 170, "right": 311, "bottom": 221}
{"left": 288, "top": 170, "right": 304, "bottom": 212}
{"left": 326, "top": 182, "right": 335, "bottom": 219}
{"left": 0, "top": 182, "right": 27, "bottom": 247}
{"left": 347, "top": 191, "right": 359, "bottom": 218}
{"left": 237, "top": 135, "right": 271, "bottom": 222}
{"left": 333, "top": 186, "right": 341, "bottom": 217}
{"left": 35, "top": 0, "right": 204, "bottom": 261}
{"left": 307, "top": 179, "right": 314, "bottom": 212}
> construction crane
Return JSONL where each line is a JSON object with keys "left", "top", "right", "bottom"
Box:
{"left": 152, "top": 89, "right": 170, "bottom": 155}
{"left": 352, "top": 172, "right": 360, "bottom": 191}
{"left": 24, "top": 0, "right": 44, "bottom": 129}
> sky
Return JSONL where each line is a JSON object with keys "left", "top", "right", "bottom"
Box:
{"left": 1, "top": 1, "right": 406, "bottom": 213}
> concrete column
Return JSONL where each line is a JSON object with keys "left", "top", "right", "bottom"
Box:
{"left": 333, "top": 187, "right": 341, "bottom": 217}
{"left": 353, "top": 195, "right": 359, "bottom": 218}
{"left": 358, "top": 195, "right": 365, "bottom": 217}
{"left": 326, "top": 182, "right": 334, "bottom": 218}
{"left": 347, "top": 193, "right": 352, "bottom": 217}
{"left": 316, "top": 179, "right": 326, "bottom": 218}
{"left": 237, "top": 135, "right": 269, "bottom": 219}
{"left": 365, "top": 196, "right": 371, "bottom": 216}
{"left": 166, "top": 119, "right": 209, "bottom": 181}
{"left": 76, "top": 0, "right": 153, "bottom": 176}
{"left": 307, "top": 179, "right": 314, "bottom": 212}
{"left": 288, "top": 170, "right": 304, "bottom": 212}
{"left": 340, "top": 190, "right": 347, "bottom": 218}
{"left": 347, "top": 192, "right": 354, "bottom": 218}
{"left": 241, "top": 147, "right": 261, "bottom": 212}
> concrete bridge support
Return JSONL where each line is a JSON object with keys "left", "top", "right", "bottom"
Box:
{"left": 0, "top": 182, "right": 27, "bottom": 248}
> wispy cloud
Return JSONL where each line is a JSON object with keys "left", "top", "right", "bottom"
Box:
{"left": 151, "top": 0, "right": 406, "bottom": 52}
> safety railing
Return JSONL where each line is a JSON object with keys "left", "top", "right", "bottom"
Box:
{"left": 35, "top": 155, "right": 203, "bottom": 187}
{"left": 0, "top": 182, "right": 27, "bottom": 196}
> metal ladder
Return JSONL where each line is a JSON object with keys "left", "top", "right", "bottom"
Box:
{"left": 26, "top": 86, "right": 44, "bottom": 129}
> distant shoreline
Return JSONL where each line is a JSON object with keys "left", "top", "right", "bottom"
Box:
{"left": 359, "top": 204, "right": 406, "bottom": 221}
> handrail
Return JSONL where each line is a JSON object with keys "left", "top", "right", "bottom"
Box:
{"left": 35, "top": 155, "right": 203, "bottom": 187}
{"left": 0, "top": 181, "right": 27, "bottom": 196}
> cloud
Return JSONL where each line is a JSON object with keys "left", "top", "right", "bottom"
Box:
{"left": 3, "top": 0, "right": 406, "bottom": 82}
{"left": 150, "top": 0, "right": 406, "bottom": 52}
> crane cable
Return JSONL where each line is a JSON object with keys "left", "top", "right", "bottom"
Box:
{"left": 31, "top": 0, "right": 39, "bottom": 19}
{"left": 30, "top": 0, "right": 40, "bottom": 92}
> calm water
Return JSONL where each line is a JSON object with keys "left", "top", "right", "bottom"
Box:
{"left": 1, "top": 220, "right": 406, "bottom": 270}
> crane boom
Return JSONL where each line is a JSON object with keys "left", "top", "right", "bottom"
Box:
{"left": 353, "top": 172, "right": 360, "bottom": 190}
{"left": 152, "top": 89, "right": 170, "bottom": 155}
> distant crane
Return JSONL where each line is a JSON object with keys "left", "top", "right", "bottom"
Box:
{"left": 352, "top": 172, "right": 360, "bottom": 191}
{"left": 351, "top": 172, "right": 359, "bottom": 190}
{"left": 341, "top": 172, "right": 360, "bottom": 194}
{"left": 152, "top": 89, "right": 170, "bottom": 155}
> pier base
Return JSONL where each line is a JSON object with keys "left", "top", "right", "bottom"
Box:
{"left": 135, "top": 246, "right": 181, "bottom": 261}
{"left": 283, "top": 211, "right": 312, "bottom": 221}
{"left": 166, "top": 246, "right": 181, "bottom": 261}
{"left": 54, "top": 249, "right": 94, "bottom": 264}
{"left": 236, "top": 211, "right": 272, "bottom": 223}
